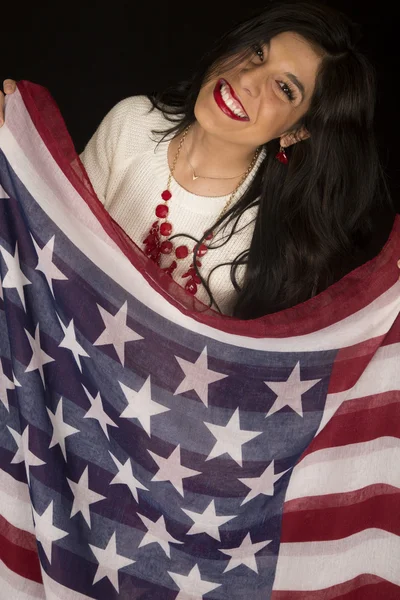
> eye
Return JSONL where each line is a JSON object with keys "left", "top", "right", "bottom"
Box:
{"left": 252, "top": 44, "right": 264, "bottom": 62}
{"left": 276, "top": 80, "right": 296, "bottom": 102}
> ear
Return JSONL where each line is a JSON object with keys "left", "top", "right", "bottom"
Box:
{"left": 280, "top": 126, "right": 310, "bottom": 148}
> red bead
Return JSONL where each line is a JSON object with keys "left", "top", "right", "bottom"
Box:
{"left": 182, "top": 267, "right": 196, "bottom": 279}
{"left": 196, "top": 244, "right": 208, "bottom": 257}
{"left": 185, "top": 280, "right": 198, "bottom": 295}
{"left": 176, "top": 245, "right": 189, "bottom": 259}
{"left": 156, "top": 204, "right": 169, "bottom": 218}
{"left": 160, "top": 222, "right": 172, "bottom": 236}
{"left": 205, "top": 232, "right": 214, "bottom": 241}
{"left": 160, "top": 240, "right": 173, "bottom": 254}
{"left": 161, "top": 190, "right": 172, "bottom": 201}
{"left": 276, "top": 150, "right": 288, "bottom": 165}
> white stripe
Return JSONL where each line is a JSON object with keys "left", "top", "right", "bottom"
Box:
{"left": 316, "top": 341, "right": 400, "bottom": 434}
{"left": 41, "top": 568, "right": 95, "bottom": 600}
{"left": 1, "top": 92, "right": 399, "bottom": 352}
{"left": 273, "top": 528, "right": 400, "bottom": 590}
{"left": 0, "top": 561, "right": 44, "bottom": 599}
{"left": 286, "top": 436, "right": 400, "bottom": 501}
{"left": 0, "top": 469, "right": 34, "bottom": 533}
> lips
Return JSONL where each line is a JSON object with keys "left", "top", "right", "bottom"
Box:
{"left": 213, "top": 78, "right": 249, "bottom": 121}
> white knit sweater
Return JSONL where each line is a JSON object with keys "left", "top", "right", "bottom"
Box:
{"left": 80, "top": 95, "right": 264, "bottom": 314}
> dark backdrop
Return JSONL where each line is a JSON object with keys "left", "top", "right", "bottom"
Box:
{"left": 2, "top": 2, "right": 399, "bottom": 210}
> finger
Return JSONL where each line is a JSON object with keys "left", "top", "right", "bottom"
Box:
{"left": 3, "top": 79, "right": 16, "bottom": 94}
{"left": 0, "top": 91, "right": 4, "bottom": 126}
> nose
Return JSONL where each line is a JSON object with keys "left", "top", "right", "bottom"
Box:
{"left": 238, "top": 66, "right": 264, "bottom": 98}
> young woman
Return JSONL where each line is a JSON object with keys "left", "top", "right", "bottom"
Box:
{"left": 1, "top": 1, "right": 398, "bottom": 318}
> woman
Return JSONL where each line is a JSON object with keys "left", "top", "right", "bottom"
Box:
{"left": 1, "top": 1, "right": 398, "bottom": 318}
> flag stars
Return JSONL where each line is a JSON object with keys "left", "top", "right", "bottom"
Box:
{"left": 83, "top": 385, "right": 118, "bottom": 441}
{"left": 0, "top": 242, "right": 31, "bottom": 310}
{"left": 31, "top": 234, "right": 68, "bottom": 296}
{"left": 89, "top": 532, "right": 135, "bottom": 593}
{"left": 238, "top": 460, "right": 291, "bottom": 506}
{"left": 182, "top": 499, "right": 236, "bottom": 542}
{"left": 47, "top": 397, "right": 80, "bottom": 460}
{"left": 168, "top": 564, "right": 221, "bottom": 600}
{"left": 220, "top": 532, "right": 272, "bottom": 574}
{"left": 24, "top": 324, "right": 55, "bottom": 389}
{"left": 119, "top": 376, "right": 170, "bottom": 436}
{"left": 109, "top": 452, "right": 149, "bottom": 503}
{"left": 93, "top": 300, "right": 143, "bottom": 366}
{"left": 174, "top": 346, "right": 228, "bottom": 407}
{"left": 204, "top": 407, "right": 263, "bottom": 467}
{"left": 264, "top": 361, "right": 322, "bottom": 418}
{"left": 149, "top": 445, "right": 201, "bottom": 497}
{"left": 32, "top": 500, "right": 69, "bottom": 565}
{"left": 137, "top": 513, "right": 184, "bottom": 558}
{"left": 58, "top": 317, "right": 89, "bottom": 372}
{"left": 66, "top": 466, "right": 106, "bottom": 528}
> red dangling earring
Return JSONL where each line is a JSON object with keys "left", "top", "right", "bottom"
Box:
{"left": 276, "top": 146, "right": 288, "bottom": 165}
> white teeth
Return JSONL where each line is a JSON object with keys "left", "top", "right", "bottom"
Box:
{"left": 220, "top": 83, "right": 247, "bottom": 118}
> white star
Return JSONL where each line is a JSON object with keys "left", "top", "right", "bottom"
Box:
{"left": 66, "top": 466, "right": 106, "bottom": 528}
{"left": 0, "top": 359, "right": 15, "bottom": 411}
{"left": 149, "top": 445, "right": 201, "bottom": 497}
{"left": 137, "top": 513, "right": 184, "bottom": 558}
{"left": 168, "top": 564, "right": 221, "bottom": 600}
{"left": 20, "top": 425, "right": 46, "bottom": 483}
{"left": 119, "top": 376, "right": 170, "bottom": 436}
{"left": 89, "top": 531, "right": 135, "bottom": 593}
{"left": 174, "top": 346, "right": 228, "bottom": 407}
{"left": 0, "top": 184, "right": 9, "bottom": 198}
{"left": 182, "top": 500, "right": 236, "bottom": 541}
{"left": 204, "top": 408, "right": 263, "bottom": 467}
{"left": 7, "top": 426, "right": 24, "bottom": 464}
{"left": 220, "top": 532, "right": 272, "bottom": 573}
{"left": 32, "top": 500, "right": 69, "bottom": 564}
{"left": 47, "top": 397, "right": 80, "bottom": 460}
{"left": 93, "top": 301, "right": 143, "bottom": 365}
{"left": 0, "top": 242, "right": 31, "bottom": 310}
{"left": 82, "top": 385, "right": 118, "bottom": 440}
{"left": 264, "top": 361, "right": 322, "bottom": 418}
{"left": 24, "top": 324, "right": 55, "bottom": 388}
{"left": 58, "top": 318, "right": 89, "bottom": 372}
{"left": 13, "top": 372, "right": 21, "bottom": 387}
{"left": 109, "top": 452, "right": 149, "bottom": 503}
{"left": 238, "top": 461, "right": 291, "bottom": 506}
{"left": 31, "top": 234, "right": 68, "bottom": 296}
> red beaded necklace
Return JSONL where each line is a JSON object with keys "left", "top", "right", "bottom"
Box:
{"left": 143, "top": 125, "right": 261, "bottom": 297}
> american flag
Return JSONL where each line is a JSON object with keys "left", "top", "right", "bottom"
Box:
{"left": 0, "top": 81, "right": 399, "bottom": 600}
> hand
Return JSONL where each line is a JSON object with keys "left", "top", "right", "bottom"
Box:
{"left": 0, "top": 79, "right": 17, "bottom": 126}
{"left": 398, "top": 259, "right": 400, "bottom": 281}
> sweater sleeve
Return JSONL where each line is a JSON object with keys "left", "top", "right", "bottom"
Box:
{"left": 79, "top": 96, "right": 147, "bottom": 206}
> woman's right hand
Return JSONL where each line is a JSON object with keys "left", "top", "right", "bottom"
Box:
{"left": 0, "top": 79, "right": 17, "bottom": 126}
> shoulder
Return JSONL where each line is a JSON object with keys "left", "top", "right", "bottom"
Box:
{"left": 106, "top": 94, "right": 170, "bottom": 160}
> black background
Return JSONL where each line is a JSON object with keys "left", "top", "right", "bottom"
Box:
{"left": 2, "top": 1, "right": 399, "bottom": 209}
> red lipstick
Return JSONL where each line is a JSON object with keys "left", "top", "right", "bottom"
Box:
{"left": 213, "top": 78, "right": 249, "bottom": 121}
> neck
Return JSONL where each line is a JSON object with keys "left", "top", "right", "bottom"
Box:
{"left": 186, "top": 122, "right": 257, "bottom": 179}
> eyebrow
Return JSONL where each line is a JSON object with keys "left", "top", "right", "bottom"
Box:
{"left": 285, "top": 72, "right": 305, "bottom": 101}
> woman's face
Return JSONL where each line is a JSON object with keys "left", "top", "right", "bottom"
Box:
{"left": 194, "top": 31, "right": 323, "bottom": 149}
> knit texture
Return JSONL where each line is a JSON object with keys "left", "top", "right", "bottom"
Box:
{"left": 79, "top": 95, "right": 265, "bottom": 314}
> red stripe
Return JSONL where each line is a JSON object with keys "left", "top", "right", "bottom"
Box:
{"left": 0, "top": 518, "right": 42, "bottom": 583}
{"left": 271, "top": 574, "right": 400, "bottom": 599}
{"left": 280, "top": 486, "right": 400, "bottom": 542}
{"left": 16, "top": 79, "right": 400, "bottom": 338}
{"left": 301, "top": 390, "right": 400, "bottom": 458}
{"left": 328, "top": 337, "right": 385, "bottom": 394}
{"left": 0, "top": 514, "right": 37, "bottom": 551}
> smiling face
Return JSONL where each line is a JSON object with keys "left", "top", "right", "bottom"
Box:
{"left": 194, "top": 31, "right": 323, "bottom": 150}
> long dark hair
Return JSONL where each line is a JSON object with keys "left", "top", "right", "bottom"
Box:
{"left": 147, "top": 0, "right": 395, "bottom": 319}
